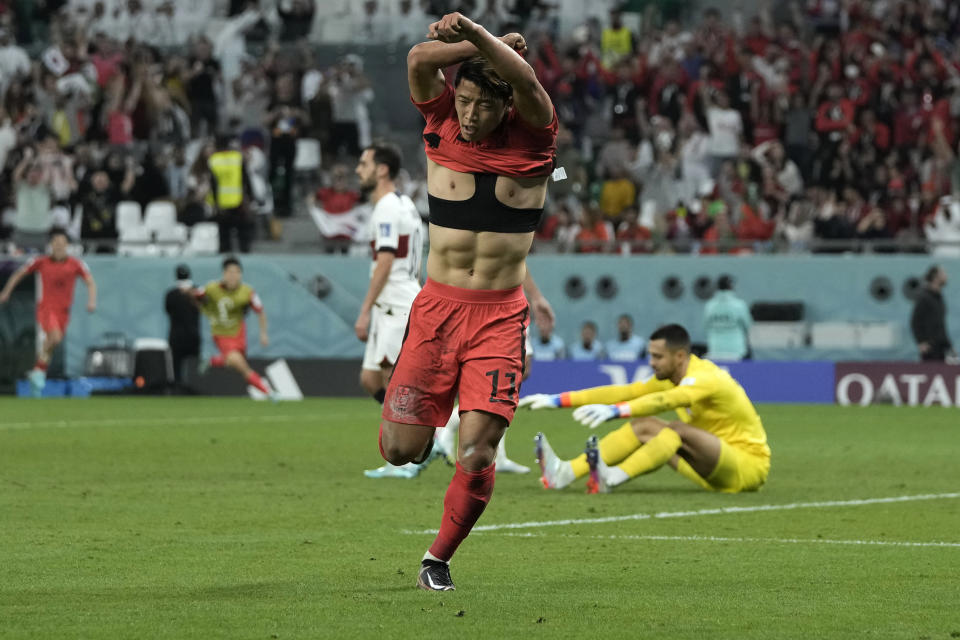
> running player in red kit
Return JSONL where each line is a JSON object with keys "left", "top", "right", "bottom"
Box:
{"left": 0, "top": 228, "right": 97, "bottom": 396}
{"left": 379, "top": 12, "right": 557, "bottom": 590}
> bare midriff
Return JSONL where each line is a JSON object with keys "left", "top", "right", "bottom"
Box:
{"left": 426, "top": 158, "right": 548, "bottom": 290}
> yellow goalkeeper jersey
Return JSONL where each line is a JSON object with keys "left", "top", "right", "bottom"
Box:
{"left": 566, "top": 355, "right": 770, "bottom": 458}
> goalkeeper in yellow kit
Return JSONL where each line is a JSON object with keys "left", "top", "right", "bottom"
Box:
{"left": 520, "top": 324, "right": 770, "bottom": 493}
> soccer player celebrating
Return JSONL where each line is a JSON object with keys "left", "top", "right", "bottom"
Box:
{"left": 0, "top": 228, "right": 96, "bottom": 396}
{"left": 192, "top": 256, "right": 275, "bottom": 399}
{"left": 353, "top": 143, "right": 428, "bottom": 479}
{"left": 521, "top": 324, "right": 771, "bottom": 494}
{"left": 379, "top": 13, "right": 557, "bottom": 590}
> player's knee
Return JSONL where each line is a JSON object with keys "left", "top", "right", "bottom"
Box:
{"left": 359, "top": 370, "right": 381, "bottom": 395}
{"left": 457, "top": 436, "right": 497, "bottom": 470}
{"left": 378, "top": 423, "right": 416, "bottom": 464}
{"left": 47, "top": 331, "right": 63, "bottom": 346}
{"left": 631, "top": 416, "right": 665, "bottom": 439}
{"left": 224, "top": 351, "right": 244, "bottom": 367}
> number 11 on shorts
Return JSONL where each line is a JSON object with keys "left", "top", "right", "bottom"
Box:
{"left": 485, "top": 369, "right": 516, "bottom": 403}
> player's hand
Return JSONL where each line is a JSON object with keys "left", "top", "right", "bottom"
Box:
{"left": 86, "top": 300, "right": 96, "bottom": 313}
{"left": 500, "top": 32, "right": 527, "bottom": 55}
{"left": 517, "top": 393, "right": 561, "bottom": 410}
{"left": 572, "top": 404, "right": 619, "bottom": 429}
{"left": 354, "top": 310, "right": 370, "bottom": 342}
{"left": 0, "top": 291, "right": 10, "bottom": 304}
{"left": 260, "top": 331, "right": 269, "bottom": 347}
{"left": 531, "top": 295, "right": 555, "bottom": 335}
{"left": 427, "top": 12, "right": 478, "bottom": 44}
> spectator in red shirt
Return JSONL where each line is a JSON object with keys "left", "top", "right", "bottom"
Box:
{"left": 615, "top": 206, "right": 652, "bottom": 253}
{"left": 575, "top": 203, "right": 614, "bottom": 253}
{"left": 0, "top": 228, "right": 97, "bottom": 396}
{"left": 815, "top": 83, "right": 855, "bottom": 143}
{"left": 311, "top": 164, "right": 360, "bottom": 253}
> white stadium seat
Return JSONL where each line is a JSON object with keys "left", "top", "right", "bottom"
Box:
{"left": 186, "top": 222, "right": 219, "bottom": 255}
{"left": 116, "top": 201, "right": 143, "bottom": 235}
{"left": 143, "top": 201, "right": 178, "bottom": 235}
{"left": 156, "top": 223, "right": 189, "bottom": 256}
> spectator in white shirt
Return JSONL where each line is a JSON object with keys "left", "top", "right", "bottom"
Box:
{"left": 702, "top": 87, "right": 743, "bottom": 175}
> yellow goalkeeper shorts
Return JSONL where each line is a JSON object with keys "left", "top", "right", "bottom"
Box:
{"left": 697, "top": 440, "right": 770, "bottom": 493}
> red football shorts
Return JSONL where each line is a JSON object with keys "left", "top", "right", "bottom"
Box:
{"left": 214, "top": 331, "right": 247, "bottom": 356}
{"left": 383, "top": 278, "right": 529, "bottom": 428}
{"left": 36, "top": 306, "right": 69, "bottom": 334}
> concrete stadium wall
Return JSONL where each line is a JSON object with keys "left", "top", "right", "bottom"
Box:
{"left": 38, "top": 255, "right": 960, "bottom": 376}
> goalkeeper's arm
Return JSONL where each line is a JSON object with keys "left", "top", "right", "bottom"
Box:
{"left": 519, "top": 377, "right": 667, "bottom": 410}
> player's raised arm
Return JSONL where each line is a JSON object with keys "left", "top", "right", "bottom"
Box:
{"left": 408, "top": 20, "right": 527, "bottom": 103}
{"left": 519, "top": 377, "right": 667, "bottom": 411}
{"left": 428, "top": 13, "right": 553, "bottom": 127}
{"left": 407, "top": 40, "right": 466, "bottom": 103}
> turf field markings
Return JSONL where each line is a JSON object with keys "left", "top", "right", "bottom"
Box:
{"left": 0, "top": 414, "right": 330, "bottom": 431}
{"left": 402, "top": 492, "right": 960, "bottom": 534}
{"left": 487, "top": 532, "right": 960, "bottom": 549}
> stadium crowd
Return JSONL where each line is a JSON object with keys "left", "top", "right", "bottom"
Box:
{"left": 0, "top": 0, "right": 959, "bottom": 256}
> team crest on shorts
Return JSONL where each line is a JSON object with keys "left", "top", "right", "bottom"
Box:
{"left": 391, "top": 385, "right": 419, "bottom": 417}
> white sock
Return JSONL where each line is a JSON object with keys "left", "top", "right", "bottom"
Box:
{"left": 435, "top": 405, "right": 460, "bottom": 457}
{"left": 603, "top": 465, "right": 631, "bottom": 487}
{"left": 422, "top": 550, "right": 447, "bottom": 564}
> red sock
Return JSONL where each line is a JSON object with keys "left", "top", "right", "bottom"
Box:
{"left": 428, "top": 462, "right": 496, "bottom": 562}
{"left": 210, "top": 355, "right": 225, "bottom": 368}
{"left": 378, "top": 424, "right": 387, "bottom": 460}
{"left": 246, "top": 371, "right": 270, "bottom": 394}
{"left": 34, "top": 360, "right": 48, "bottom": 372}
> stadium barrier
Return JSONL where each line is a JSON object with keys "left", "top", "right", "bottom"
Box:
{"left": 521, "top": 360, "right": 836, "bottom": 404}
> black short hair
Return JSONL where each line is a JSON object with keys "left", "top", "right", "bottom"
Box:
{"left": 924, "top": 265, "right": 942, "bottom": 283}
{"left": 717, "top": 274, "right": 734, "bottom": 290}
{"left": 222, "top": 256, "right": 242, "bottom": 271}
{"left": 582, "top": 321, "right": 597, "bottom": 331}
{"left": 48, "top": 227, "right": 69, "bottom": 241}
{"left": 649, "top": 324, "right": 691, "bottom": 351}
{"left": 455, "top": 57, "right": 513, "bottom": 105}
{"left": 364, "top": 142, "right": 403, "bottom": 180}
{"left": 617, "top": 314, "right": 633, "bottom": 325}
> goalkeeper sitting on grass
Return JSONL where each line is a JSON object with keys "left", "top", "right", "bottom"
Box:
{"left": 520, "top": 324, "right": 771, "bottom": 493}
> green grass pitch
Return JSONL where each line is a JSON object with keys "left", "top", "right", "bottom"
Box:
{"left": 1, "top": 397, "right": 958, "bottom": 639}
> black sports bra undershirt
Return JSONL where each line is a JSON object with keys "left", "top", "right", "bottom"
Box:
{"left": 427, "top": 173, "right": 543, "bottom": 233}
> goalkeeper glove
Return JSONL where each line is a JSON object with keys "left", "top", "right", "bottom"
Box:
{"left": 517, "top": 393, "right": 563, "bottom": 410}
{"left": 572, "top": 403, "right": 630, "bottom": 429}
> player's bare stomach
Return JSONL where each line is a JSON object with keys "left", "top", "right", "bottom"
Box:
{"left": 426, "top": 159, "right": 546, "bottom": 290}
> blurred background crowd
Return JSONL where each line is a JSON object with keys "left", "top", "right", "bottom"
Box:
{"left": 0, "top": 0, "right": 959, "bottom": 257}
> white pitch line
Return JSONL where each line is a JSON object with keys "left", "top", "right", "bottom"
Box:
{"left": 0, "top": 413, "right": 330, "bottom": 431}
{"left": 402, "top": 492, "right": 960, "bottom": 535}
{"left": 485, "top": 532, "right": 960, "bottom": 549}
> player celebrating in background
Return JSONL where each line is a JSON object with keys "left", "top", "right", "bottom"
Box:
{"left": 378, "top": 12, "right": 557, "bottom": 591}
{"left": 0, "top": 228, "right": 96, "bottom": 396}
{"left": 352, "top": 142, "right": 429, "bottom": 479}
{"left": 193, "top": 256, "right": 274, "bottom": 399}
{"left": 522, "top": 324, "right": 770, "bottom": 494}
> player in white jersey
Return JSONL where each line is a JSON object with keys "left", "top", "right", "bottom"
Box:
{"left": 354, "top": 143, "right": 431, "bottom": 478}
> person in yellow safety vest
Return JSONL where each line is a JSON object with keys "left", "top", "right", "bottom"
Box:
{"left": 208, "top": 136, "right": 258, "bottom": 254}
{"left": 601, "top": 8, "right": 635, "bottom": 70}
